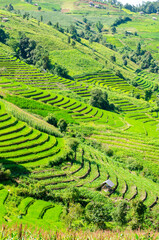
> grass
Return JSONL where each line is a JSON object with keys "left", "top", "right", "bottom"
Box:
{"left": 1, "top": 223, "right": 158, "bottom": 239}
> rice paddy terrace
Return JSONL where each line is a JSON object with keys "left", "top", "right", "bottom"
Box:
{"left": 0, "top": 103, "right": 158, "bottom": 220}
{"left": 0, "top": 50, "right": 158, "bottom": 224}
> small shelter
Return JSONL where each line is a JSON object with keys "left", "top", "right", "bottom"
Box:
{"left": 2, "top": 17, "right": 9, "bottom": 22}
{"left": 104, "top": 179, "right": 114, "bottom": 188}
{"left": 100, "top": 179, "right": 114, "bottom": 191}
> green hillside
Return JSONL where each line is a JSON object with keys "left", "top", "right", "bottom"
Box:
{"left": 0, "top": 1, "right": 159, "bottom": 238}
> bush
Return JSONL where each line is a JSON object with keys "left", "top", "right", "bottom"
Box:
{"left": 112, "top": 200, "right": 129, "bottom": 226}
{"left": 116, "top": 70, "right": 124, "bottom": 79}
{"left": 106, "top": 149, "right": 114, "bottom": 157}
{"left": 58, "top": 119, "right": 67, "bottom": 132}
{"left": 126, "top": 159, "right": 143, "bottom": 171}
{"left": 85, "top": 202, "right": 112, "bottom": 229}
{"left": 0, "top": 164, "right": 11, "bottom": 180}
{"left": 45, "top": 114, "right": 57, "bottom": 127}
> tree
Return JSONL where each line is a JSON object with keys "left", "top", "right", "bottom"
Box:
{"left": 62, "top": 203, "right": 84, "bottom": 229}
{"left": 96, "top": 21, "right": 103, "bottom": 32}
{"left": 7, "top": 4, "right": 14, "bottom": 11}
{"left": 32, "top": 45, "right": 51, "bottom": 70}
{"left": 71, "top": 40, "right": 76, "bottom": 47}
{"left": 111, "top": 26, "right": 116, "bottom": 34}
{"left": 85, "top": 24, "right": 90, "bottom": 31}
{"left": 0, "top": 29, "right": 8, "bottom": 44}
{"left": 85, "top": 202, "right": 112, "bottom": 229}
{"left": 110, "top": 55, "right": 116, "bottom": 62}
{"left": 131, "top": 200, "right": 147, "bottom": 230}
{"left": 123, "top": 59, "right": 128, "bottom": 66}
{"left": 83, "top": 17, "right": 87, "bottom": 23}
{"left": 69, "top": 25, "right": 77, "bottom": 35}
{"left": 68, "top": 36, "right": 71, "bottom": 44}
{"left": 112, "top": 200, "right": 129, "bottom": 226}
{"left": 90, "top": 89, "right": 110, "bottom": 110}
{"left": 145, "top": 88, "right": 152, "bottom": 101}
{"left": 40, "top": 15, "right": 43, "bottom": 22}
{"left": 68, "top": 139, "right": 79, "bottom": 160}
{"left": 151, "top": 100, "right": 159, "bottom": 117}
{"left": 38, "top": 6, "right": 41, "bottom": 11}
{"left": 7, "top": 39, "right": 19, "bottom": 54}
{"left": 53, "top": 64, "right": 68, "bottom": 77}
{"left": 136, "top": 42, "right": 141, "bottom": 55}
{"left": 47, "top": 21, "right": 52, "bottom": 26}
{"left": 57, "top": 119, "right": 67, "bottom": 132}
{"left": 89, "top": 36, "right": 93, "bottom": 44}
{"left": 18, "top": 36, "right": 36, "bottom": 63}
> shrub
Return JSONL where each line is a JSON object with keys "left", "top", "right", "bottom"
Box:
{"left": 85, "top": 202, "right": 112, "bottom": 229}
{"left": 110, "top": 55, "right": 116, "bottom": 62}
{"left": 106, "top": 149, "right": 114, "bottom": 157}
{"left": 57, "top": 119, "right": 67, "bottom": 132}
{"left": 45, "top": 114, "right": 57, "bottom": 127}
{"left": 126, "top": 159, "right": 143, "bottom": 171}
{"left": 0, "top": 164, "right": 11, "bottom": 180}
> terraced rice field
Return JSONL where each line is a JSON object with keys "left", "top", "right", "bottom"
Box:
{"left": 17, "top": 144, "right": 159, "bottom": 208}
{"left": 0, "top": 53, "right": 158, "bottom": 217}
{"left": 0, "top": 102, "right": 66, "bottom": 168}
{"left": 134, "top": 71, "right": 159, "bottom": 91}
{"left": 0, "top": 188, "right": 62, "bottom": 227}
{"left": 0, "top": 55, "right": 92, "bottom": 97}
{"left": 75, "top": 72, "right": 144, "bottom": 95}
{"left": 0, "top": 55, "right": 150, "bottom": 100}
{"left": 0, "top": 81, "right": 124, "bottom": 127}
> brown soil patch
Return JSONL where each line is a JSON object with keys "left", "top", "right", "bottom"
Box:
{"left": 61, "top": 9, "right": 70, "bottom": 13}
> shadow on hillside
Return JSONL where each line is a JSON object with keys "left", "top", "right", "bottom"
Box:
{"left": 0, "top": 158, "right": 30, "bottom": 185}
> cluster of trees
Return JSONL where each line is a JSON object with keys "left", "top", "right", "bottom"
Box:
{"left": 5, "top": 4, "right": 14, "bottom": 11}
{"left": 67, "top": 19, "right": 107, "bottom": 45}
{"left": 47, "top": 21, "right": 64, "bottom": 34}
{"left": 123, "top": 43, "right": 158, "bottom": 73}
{"left": 90, "top": 89, "right": 115, "bottom": 111}
{"left": 124, "top": 1, "right": 159, "bottom": 14}
{"left": 8, "top": 34, "right": 51, "bottom": 69}
{"left": 58, "top": 188, "right": 154, "bottom": 231}
{"left": 7, "top": 34, "right": 69, "bottom": 77}
{"left": 45, "top": 114, "right": 68, "bottom": 132}
{"left": 16, "top": 179, "right": 158, "bottom": 231}
{"left": 111, "top": 16, "right": 132, "bottom": 27}
{"left": 67, "top": 21, "right": 117, "bottom": 51}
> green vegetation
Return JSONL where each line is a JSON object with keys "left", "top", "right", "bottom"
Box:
{"left": 0, "top": 1, "right": 158, "bottom": 238}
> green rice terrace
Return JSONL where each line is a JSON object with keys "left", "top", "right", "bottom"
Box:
{"left": 0, "top": 1, "right": 159, "bottom": 239}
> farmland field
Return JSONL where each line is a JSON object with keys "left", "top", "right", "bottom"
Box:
{"left": 0, "top": 0, "right": 159, "bottom": 238}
